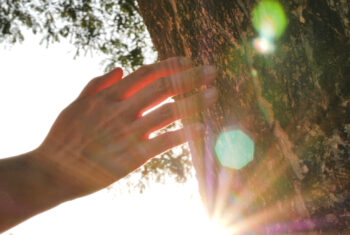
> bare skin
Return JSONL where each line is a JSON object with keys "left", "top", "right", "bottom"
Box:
{"left": 0, "top": 57, "right": 217, "bottom": 232}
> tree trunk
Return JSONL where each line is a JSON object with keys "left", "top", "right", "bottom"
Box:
{"left": 137, "top": 0, "right": 350, "bottom": 233}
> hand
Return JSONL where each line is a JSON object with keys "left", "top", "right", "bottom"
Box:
{"left": 34, "top": 57, "right": 217, "bottom": 200}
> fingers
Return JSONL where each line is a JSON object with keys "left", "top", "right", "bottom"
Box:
{"left": 106, "top": 57, "right": 192, "bottom": 100}
{"left": 108, "top": 123, "right": 205, "bottom": 178}
{"left": 130, "top": 88, "right": 217, "bottom": 138}
{"left": 78, "top": 67, "right": 123, "bottom": 99}
{"left": 127, "top": 65, "right": 217, "bottom": 116}
{"left": 84, "top": 122, "right": 205, "bottom": 180}
{"left": 137, "top": 123, "right": 205, "bottom": 162}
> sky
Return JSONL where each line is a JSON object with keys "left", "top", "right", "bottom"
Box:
{"left": 0, "top": 34, "right": 229, "bottom": 234}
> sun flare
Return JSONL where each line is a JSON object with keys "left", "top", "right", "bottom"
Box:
{"left": 200, "top": 219, "right": 231, "bottom": 235}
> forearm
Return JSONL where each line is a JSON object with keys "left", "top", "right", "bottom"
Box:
{"left": 0, "top": 151, "right": 66, "bottom": 232}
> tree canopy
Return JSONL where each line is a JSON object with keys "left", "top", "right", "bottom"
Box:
{"left": 1, "top": 0, "right": 149, "bottom": 71}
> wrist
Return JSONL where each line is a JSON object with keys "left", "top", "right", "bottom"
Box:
{"left": 30, "top": 148, "right": 76, "bottom": 203}
{"left": 32, "top": 146, "right": 96, "bottom": 202}
{"left": 0, "top": 151, "right": 69, "bottom": 231}
{"left": 20, "top": 151, "right": 68, "bottom": 208}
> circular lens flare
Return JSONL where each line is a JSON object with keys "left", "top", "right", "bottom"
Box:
{"left": 253, "top": 37, "right": 275, "bottom": 54}
{"left": 252, "top": 1, "right": 287, "bottom": 54}
{"left": 260, "top": 16, "right": 277, "bottom": 39}
{"left": 252, "top": 0, "right": 287, "bottom": 40}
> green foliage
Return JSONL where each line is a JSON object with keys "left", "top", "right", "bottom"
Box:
{"left": 0, "top": 0, "right": 149, "bottom": 71}
{"left": 0, "top": 0, "right": 192, "bottom": 186}
{"left": 122, "top": 121, "right": 193, "bottom": 192}
{"left": 141, "top": 122, "right": 193, "bottom": 183}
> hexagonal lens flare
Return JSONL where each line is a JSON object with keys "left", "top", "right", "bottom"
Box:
{"left": 215, "top": 130, "right": 254, "bottom": 170}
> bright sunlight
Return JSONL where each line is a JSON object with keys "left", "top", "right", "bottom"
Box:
{"left": 0, "top": 32, "right": 230, "bottom": 235}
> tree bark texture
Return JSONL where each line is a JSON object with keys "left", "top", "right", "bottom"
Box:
{"left": 137, "top": 0, "right": 350, "bottom": 233}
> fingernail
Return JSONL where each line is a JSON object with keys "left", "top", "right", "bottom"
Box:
{"left": 203, "top": 66, "right": 217, "bottom": 83}
{"left": 204, "top": 88, "right": 218, "bottom": 103}
{"left": 185, "top": 123, "right": 205, "bottom": 140}
{"left": 204, "top": 88, "right": 218, "bottom": 106}
{"left": 191, "top": 123, "right": 205, "bottom": 133}
{"left": 180, "top": 57, "right": 192, "bottom": 67}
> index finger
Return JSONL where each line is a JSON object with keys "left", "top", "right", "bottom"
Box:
{"left": 107, "top": 57, "right": 192, "bottom": 100}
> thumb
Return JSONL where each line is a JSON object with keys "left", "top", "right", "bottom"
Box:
{"left": 78, "top": 67, "right": 123, "bottom": 99}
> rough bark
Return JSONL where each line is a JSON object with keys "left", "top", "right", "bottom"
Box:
{"left": 137, "top": 0, "right": 350, "bottom": 233}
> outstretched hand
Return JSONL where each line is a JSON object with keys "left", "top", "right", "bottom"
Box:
{"left": 34, "top": 57, "right": 217, "bottom": 200}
